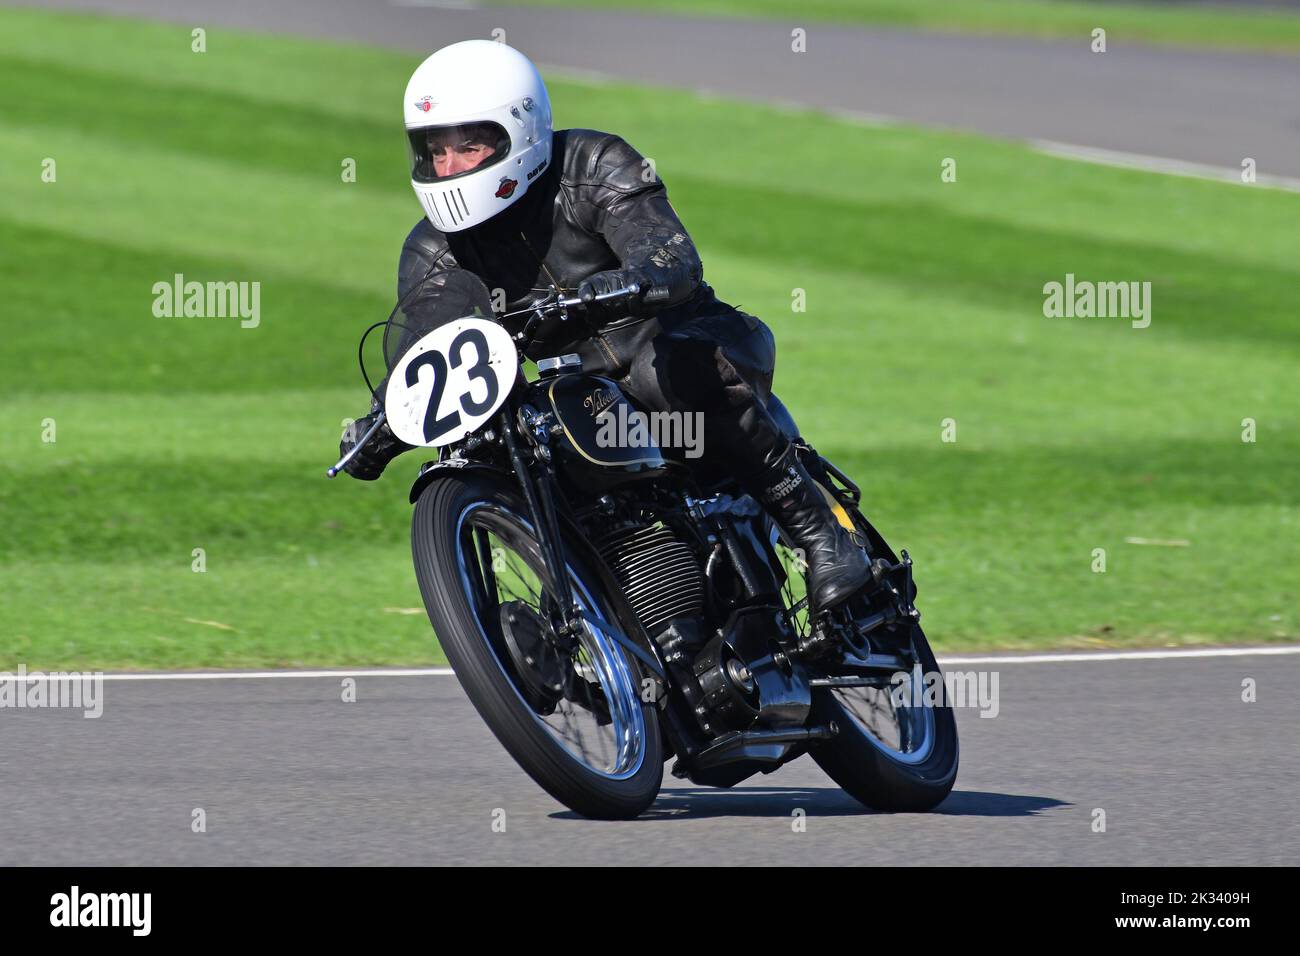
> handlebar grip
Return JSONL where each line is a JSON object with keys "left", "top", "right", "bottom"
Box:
{"left": 585, "top": 282, "right": 642, "bottom": 304}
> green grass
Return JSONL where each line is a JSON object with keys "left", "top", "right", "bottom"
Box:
{"left": 1, "top": 8, "right": 1297, "bottom": 670}
{"left": 492, "top": 0, "right": 1300, "bottom": 52}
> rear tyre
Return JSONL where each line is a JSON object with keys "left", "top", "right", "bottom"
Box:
{"left": 771, "top": 465, "right": 958, "bottom": 812}
{"left": 809, "top": 621, "right": 959, "bottom": 812}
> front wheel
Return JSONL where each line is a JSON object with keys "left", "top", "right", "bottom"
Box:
{"left": 412, "top": 472, "right": 663, "bottom": 819}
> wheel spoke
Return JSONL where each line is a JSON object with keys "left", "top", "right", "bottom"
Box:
{"left": 458, "top": 507, "right": 645, "bottom": 779}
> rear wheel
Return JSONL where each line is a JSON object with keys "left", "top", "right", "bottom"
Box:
{"left": 412, "top": 472, "right": 663, "bottom": 819}
{"left": 771, "top": 477, "right": 958, "bottom": 812}
{"left": 808, "top": 623, "right": 958, "bottom": 812}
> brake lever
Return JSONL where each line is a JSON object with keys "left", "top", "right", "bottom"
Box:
{"left": 511, "top": 290, "right": 561, "bottom": 345}
{"left": 580, "top": 281, "right": 641, "bottom": 307}
{"left": 326, "top": 409, "right": 388, "bottom": 478}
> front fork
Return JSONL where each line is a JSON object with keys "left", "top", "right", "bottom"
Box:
{"left": 496, "top": 404, "right": 667, "bottom": 682}
{"left": 496, "top": 405, "right": 579, "bottom": 647}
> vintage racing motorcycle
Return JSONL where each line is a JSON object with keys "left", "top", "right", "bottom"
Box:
{"left": 328, "top": 270, "right": 958, "bottom": 819}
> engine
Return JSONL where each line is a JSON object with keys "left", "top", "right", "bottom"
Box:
{"left": 594, "top": 521, "right": 705, "bottom": 637}
{"left": 595, "top": 513, "right": 811, "bottom": 747}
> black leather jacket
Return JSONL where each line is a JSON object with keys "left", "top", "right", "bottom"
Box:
{"left": 394, "top": 127, "right": 723, "bottom": 374}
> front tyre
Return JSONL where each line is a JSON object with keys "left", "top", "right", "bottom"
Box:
{"left": 412, "top": 472, "right": 663, "bottom": 820}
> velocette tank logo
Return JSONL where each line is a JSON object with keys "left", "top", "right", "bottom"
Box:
{"left": 412, "top": 95, "right": 436, "bottom": 112}
{"left": 583, "top": 387, "right": 617, "bottom": 417}
{"left": 495, "top": 176, "right": 519, "bottom": 199}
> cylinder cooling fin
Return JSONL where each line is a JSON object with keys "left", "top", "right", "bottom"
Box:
{"left": 595, "top": 522, "right": 704, "bottom": 637}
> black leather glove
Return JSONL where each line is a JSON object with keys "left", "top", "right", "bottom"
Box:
{"left": 339, "top": 408, "right": 410, "bottom": 481}
{"left": 576, "top": 269, "right": 657, "bottom": 320}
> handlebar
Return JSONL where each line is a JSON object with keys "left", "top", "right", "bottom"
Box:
{"left": 326, "top": 409, "right": 388, "bottom": 479}
{"left": 564, "top": 281, "right": 642, "bottom": 310}
{"left": 506, "top": 282, "right": 642, "bottom": 346}
{"left": 327, "top": 282, "right": 643, "bottom": 478}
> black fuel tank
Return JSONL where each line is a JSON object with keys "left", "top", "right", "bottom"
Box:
{"left": 533, "top": 373, "right": 679, "bottom": 493}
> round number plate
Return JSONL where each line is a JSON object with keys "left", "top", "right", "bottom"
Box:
{"left": 384, "top": 317, "right": 516, "bottom": 447}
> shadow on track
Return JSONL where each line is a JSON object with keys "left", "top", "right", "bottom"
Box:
{"left": 550, "top": 788, "right": 1068, "bottom": 820}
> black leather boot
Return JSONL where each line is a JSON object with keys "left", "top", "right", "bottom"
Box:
{"left": 745, "top": 442, "right": 872, "bottom": 612}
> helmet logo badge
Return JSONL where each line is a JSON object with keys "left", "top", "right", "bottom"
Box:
{"left": 413, "top": 95, "right": 437, "bottom": 113}
{"left": 495, "top": 176, "right": 519, "bottom": 199}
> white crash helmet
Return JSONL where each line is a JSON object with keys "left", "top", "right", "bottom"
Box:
{"left": 403, "top": 40, "right": 553, "bottom": 232}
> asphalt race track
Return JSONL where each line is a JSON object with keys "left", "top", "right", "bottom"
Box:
{"left": 20, "top": 0, "right": 1300, "bottom": 179}
{"left": 2, "top": 651, "right": 1295, "bottom": 865}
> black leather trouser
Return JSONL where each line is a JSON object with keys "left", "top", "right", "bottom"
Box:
{"left": 573, "top": 302, "right": 790, "bottom": 479}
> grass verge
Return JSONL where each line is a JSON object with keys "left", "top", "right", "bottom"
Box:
{"left": 2, "top": 8, "right": 1296, "bottom": 668}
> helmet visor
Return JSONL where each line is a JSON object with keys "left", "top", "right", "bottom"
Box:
{"left": 406, "top": 121, "right": 512, "bottom": 184}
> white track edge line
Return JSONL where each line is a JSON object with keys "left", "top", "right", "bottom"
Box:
{"left": 940, "top": 646, "right": 1300, "bottom": 664}
{"left": 1030, "top": 140, "right": 1300, "bottom": 193}
{"left": 535, "top": 69, "right": 1300, "bottom": 193}
{"left": 4, "top": 646, "right": 1298, "bottom": 681}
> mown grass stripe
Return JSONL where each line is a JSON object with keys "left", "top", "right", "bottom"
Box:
{"left": 2, "top": 8, "right": 1295, "bottom": 667}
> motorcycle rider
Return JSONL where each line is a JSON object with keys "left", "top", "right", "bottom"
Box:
{"left": 340, "top": 39, "right": 872, "bottom": 612}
